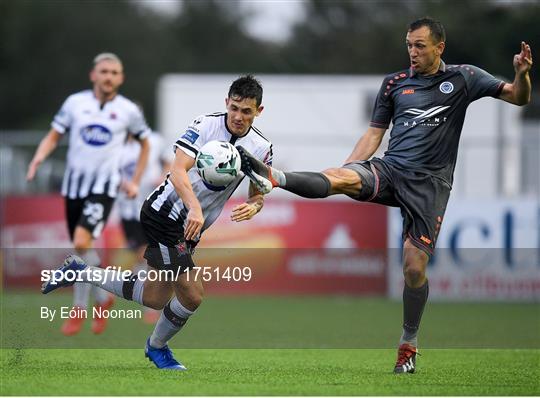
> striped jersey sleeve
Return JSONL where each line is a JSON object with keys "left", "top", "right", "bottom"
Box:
{"left": 51, "top": 95, "right": 75, "bottom": 134}
{"left": 128, "top": 104, "right": 151, "bottom": 140}
{"left": 174, "top": 115, "right": 211, "bottom": 158}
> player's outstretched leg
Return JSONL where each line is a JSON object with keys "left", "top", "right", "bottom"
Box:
{"left": 237, "top": 146, "right": 331, "bottom": 198}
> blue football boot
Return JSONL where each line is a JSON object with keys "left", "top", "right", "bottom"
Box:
{"left": 41, "top": 254, "right": 87, "bottom": 294}
{"left": 145, "top": 338, "right": 187, "bottom": 370}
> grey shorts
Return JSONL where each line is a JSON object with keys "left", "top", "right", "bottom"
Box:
{"left": 343, "top": 159, "right": 451, "bottom": 255}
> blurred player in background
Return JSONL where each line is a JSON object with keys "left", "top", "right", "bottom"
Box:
{"left": 238, "top": 18, "right": 532, "bottom": 373}
{"left": 117, "top": 130, "right": 173, "bottom": 323}
{"left": 42, "top": 75, "right": 272, "bottom": 370}
{"left": 27, "top": 52, "right": 150, "bottom": 335}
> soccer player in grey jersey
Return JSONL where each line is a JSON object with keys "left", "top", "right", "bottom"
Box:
{"left": 27, "top": 53, "right": 150, "bottom": 336}
{"left": 238, "top": 18, "right": 532, "bottom": 373}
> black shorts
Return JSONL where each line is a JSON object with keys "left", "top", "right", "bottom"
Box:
{"left": 121, "top": 219, "right": 148, "bottom": 250}
{"left": 343, "top": 159, "right": 451, "bottom": 255}
{"left": 65, "top": 195, "right": 114, "bottom": 241}
{"left": 140, "top": 201, "right": 196, "bottom": 273}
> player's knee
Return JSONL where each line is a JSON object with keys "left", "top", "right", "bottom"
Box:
{"left": 179, "top": 288, "right": 204, "bottom": 311}
{"left": 403, "top": 265, "right": 426, "bottom": 287}
{"left": 144, "top": 296, "right": 169, "bottom": 311}
{"left": 73, "top": 233, "right": 92, "bottom": 250}
{"left": 323, "top": 168, "right": 361, "bottom": 194}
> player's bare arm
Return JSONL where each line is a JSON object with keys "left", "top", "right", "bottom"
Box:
{"left": 343, "top": 126, "right": 387, "bottom": 164}
{"left": 26, "top": 128, "right": 63, "bottom": 181}
{"left": 123, "top": 136, "right": 150, "bottom": 199}
{"left": 169, "top": 150, "right": 204, "bottom": 240}
{"left": 230, "top": 181, "right": 264, "bottom": 222}
{"left": 315, "top": 126, "right": 386, "bottom": 196}
{"left": 499, "top": 41, "right": 533, "bottom": 105}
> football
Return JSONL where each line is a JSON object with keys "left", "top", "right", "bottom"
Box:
{"left": 195, "top": 140, "right": 241, "bottom": 188}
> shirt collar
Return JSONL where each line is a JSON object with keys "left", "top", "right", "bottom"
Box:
{"left": 409, "top": 59, "right": 446, "bottom": 77}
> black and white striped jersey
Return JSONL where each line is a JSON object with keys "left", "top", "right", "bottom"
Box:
{"left": 117, "top": 132, "right": 172, "bottom": 221}
{"left": 52, "top": 90, "right": 151, "bottom": 199}
{"left": 146, "top": 112, "right": 272, "bottom": 237}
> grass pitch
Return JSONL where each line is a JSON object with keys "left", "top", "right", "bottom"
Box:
{"left": 1, "top": 348, "right": 539, "bottom": 395}
{"left": 1, "top": 292, "right": 539, "bottom": 395}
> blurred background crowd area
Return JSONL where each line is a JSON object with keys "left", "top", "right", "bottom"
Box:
{"left": 2, "top": 0, "right": 539, "bottom": 130}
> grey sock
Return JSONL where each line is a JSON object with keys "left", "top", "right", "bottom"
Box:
{"left": 400, "top": 280, "right": 429, "bottom": 347}
{"left": 72, "top": 282, "right": 91, "bottom": 308}
{"left": 149, "top": 297, "right": 194, "bottom": 348}
{"left": 72, "top": 250, "right": 102, "bottom": 308}
{"left": 400, "top": 329, "right": 418, "bottom": 347}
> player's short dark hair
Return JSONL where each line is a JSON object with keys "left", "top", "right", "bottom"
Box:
{"left": 228, "top": 75, "right": 263, "bottom": 107}
{"left": 408, "top": 17, "right": 446, "bottom": 44}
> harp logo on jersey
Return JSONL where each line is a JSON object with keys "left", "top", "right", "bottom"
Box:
{"left": 80, "top": 124, "right": 113, "bottom": 146}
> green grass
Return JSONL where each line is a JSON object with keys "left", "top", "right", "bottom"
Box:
{"left": 1, "top": 291, "right": 539, "bottom": 395}
{"left": 2, "top": 292, "right": 539, "bottom": 349}
{"left": 1, "top": 348, "right": 539, "bottom": 395}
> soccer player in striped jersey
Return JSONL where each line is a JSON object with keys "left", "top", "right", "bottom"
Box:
{"left": 28, "top": 53, "right": 150, "bottom": 335}
{"left": 42, "top": 75, "right": 272, "bottom": 370}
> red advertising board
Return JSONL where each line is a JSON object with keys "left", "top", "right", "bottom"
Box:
{"left": 1, "top": 194, "right": 387, "bottom": 295}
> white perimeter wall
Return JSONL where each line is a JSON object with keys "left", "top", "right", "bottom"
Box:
{"left": 157, "top": 74, "right": 522, "bottom": 199}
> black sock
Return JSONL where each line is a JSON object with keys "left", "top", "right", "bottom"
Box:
{"left": 282, "top": 172, "right": 331, "bottom": 198}
{"left": 401, "top": 280, "right": 429, "bottom": 344}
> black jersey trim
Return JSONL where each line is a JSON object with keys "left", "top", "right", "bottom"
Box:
{"left": 224, "top": 114, "right": 236, "bottom": 136}
{"left": 65, "top": 169, "right": 74, "bottom": 198}
{"left": 53, "top": 118, "right": 68, "bottom": 129}
{"left": 175, "top": 140, "right": 198, "bottom": 157}
{"left": 250, "top": 125, "right": 270, "bottom": 143}
{"left": 205, "top": 112, "right": 226, "bottom": 117}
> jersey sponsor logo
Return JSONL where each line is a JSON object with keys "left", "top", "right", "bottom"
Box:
{"left": 181, "top": 129, "right": 200, "bottom": 144}
{"left": 80, "top": 124, "right": 113, "bottom": 146}
{"left": 402, "top": 89, "right": 415, "bottom": 95}
{"left": 439, "top": 81, "right": 454, "bottom": 94}
{"left": 403, "top": 106, "right": 450, "bottom": 127}
{"left": 404, "top": 106, "right": 450, "bottom": 119}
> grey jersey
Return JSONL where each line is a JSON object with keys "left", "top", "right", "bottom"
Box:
{"left": 370, "top": 61, "right": 505, "bottom": 185}
{"left": 146, "top": 112, "right": 272, "bottom": 238}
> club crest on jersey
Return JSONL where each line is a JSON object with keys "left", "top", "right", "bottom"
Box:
{"left": 80, "top": 124, "right": 112, "bottom": 146}
{"left": 181, "top": 129, "right": 200, "bottom": 144}
{"left": 439, "top": 81, "right": 454, "bottom": 94}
